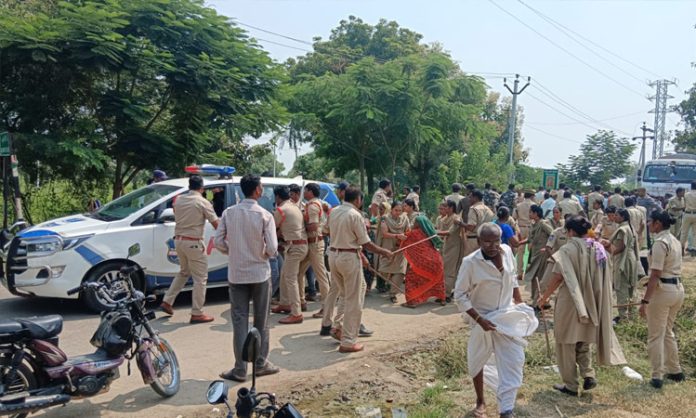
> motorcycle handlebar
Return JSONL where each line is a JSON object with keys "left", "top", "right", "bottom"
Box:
{"left": 66, "top": 286, "right": 82, "bottom": 296}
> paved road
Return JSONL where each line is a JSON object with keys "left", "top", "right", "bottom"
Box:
{"left": 0, "top": 284, "right": 460, "bottom": 417}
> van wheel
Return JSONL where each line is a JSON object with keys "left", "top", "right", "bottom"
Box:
{"left": 82, "top": 262, "right": 142, "bottom": 313}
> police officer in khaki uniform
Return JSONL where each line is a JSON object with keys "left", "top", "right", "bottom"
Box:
{"left": 325, "top": 187, "right": 392, "bottom": 353}
{"left": 608, "top": 187, "right": 625, "bottom": 208}
{"left": 667, "top": 188, "right": 686, "bottom": 240}
{"left": 161, "top": 175, "right": 219, "bottom": 323}
{"left": 587, "top": 185, "right": 604, "bottom": 220}
{"left": 462, "top": 190, "right": 495, "bottom": 257}
{"left": 369, "top": 179, "right": 392, "bottom": 217}
{"left": 679, "top": 181, "right": 696, "bottom": 254}
{"left": 288, "top": 183, "right": 303, "bottom": 210}
{"left": 271, "top": 186, "right": 308, "bottom": 324}
{"left": 640, "top": 209, "right": 685, "bottom": 389}
{"left": 298, "top": 183, "right": 331, "bottom": 320}
{"left": 558, "top": 191, "right": 585, "bottom": 216}
{"left": 512, "top": 190, "right": 534, "bottom": 280}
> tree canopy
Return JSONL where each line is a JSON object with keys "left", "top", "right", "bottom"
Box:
{"left": 0, "top": 0, "right": 284, "bottom": 197}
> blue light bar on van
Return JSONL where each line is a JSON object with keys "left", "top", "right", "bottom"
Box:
{"left": 184, "top": 165, "right": 236, "bottom": 178}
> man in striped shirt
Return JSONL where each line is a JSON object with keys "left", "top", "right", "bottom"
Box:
{"left": 215, "top": 174, "right": 280, "bottom": 382}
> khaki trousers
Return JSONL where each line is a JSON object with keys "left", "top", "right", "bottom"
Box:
{"left": 615, "top": 278, "right": 635, "bottom": 319}
{"left": 556, "top": 342, "right": 595, "bottom": 392}
{"left": 321, "top": 279, "right": 345, "bottom": 328}
{"left": 516, "top": 225, "right": 530, "bottom": 276}
{"left": 329, "top": 251, "right": 366, "bottom": 346}
{"left": 279, "top": 244, "right": 308, "bottom": 316}
{"left": 680, "top": 213, "right": 696, "bottom": 250}
{"left": 163, "top": 239, "right": 208, "bottom": 316}
{"left": 299, "top": 240, "right": 331, "bottom": 308}
{"left": 647, "top": 282, "right": 684, "bottom": 379}
{"left": 388, "top": 273, "right": 405, "bottom": 296}
{"left": 462, "top": 237, "right": 479, "bottom": 258}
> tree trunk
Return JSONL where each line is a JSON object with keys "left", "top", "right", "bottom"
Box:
{"left": 366, "top": 167, "right": 374, "bottom": 197}
{"left": 112, "top": 158, "right": 124, "bottom": 200}
{"left": 358, "top": 155, "right": 366, "bottom": 192}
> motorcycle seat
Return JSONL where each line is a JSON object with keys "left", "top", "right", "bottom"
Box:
{"left": 16, "top": 315, "right": 64, "bottom": 340}
{"left": 0, "top": 320, "right": 24, "bottom": 336}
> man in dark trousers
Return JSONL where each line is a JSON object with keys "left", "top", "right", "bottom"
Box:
{"left": 215, "top": 174, "right": 280, "bottom": 382}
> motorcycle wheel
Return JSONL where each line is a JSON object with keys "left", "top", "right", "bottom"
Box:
{"left": 1, "top": 362, "right": 38, "bottom": 418}
{"left": 148, "top": 338, "right": 180, "bottom": 397}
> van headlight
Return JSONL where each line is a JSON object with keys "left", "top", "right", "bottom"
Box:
{"left": 62, "top": 234, "right": 94, "bottom": 250}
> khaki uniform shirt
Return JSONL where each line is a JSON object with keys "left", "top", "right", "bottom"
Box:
{"left": 607, "top": 193, "right": 625, "bottom": 208}
{"left": 406, "top": 192, "right": 420, "bottom": 210}
{"left": 466, "top": 202, "right": 495, "bottom": 236}
{"left": 444, "top": 193, "right": 464, "bottom": 206}
{"left": 328, "top": 202, "right": 371, "bottom": 249}
{"left": 546, "top": 226, "right": 568, "bottom": 254}
{"left": 457, "top": 196, "right": 472, "bottom": 221}
{"left": 684, "top": 190, "right": 696, "bottom": 211}
{"left": 667, "top": 196, "right": 685, "bottom": 217}
{"left": 587, "top": 192, "right": 604, "bottom": 209}
{"left": 558, "top": 198, "right": 583, "bottom": 216}
{"left": 372, "top": 188, "right": 389, "bottom": 208}
{"left": 173, "top": 190, "right": 218, "bottom": 238}
{"left": 599, "top": 216, "right": 617, "bottom": 240}
{"left": 627, "top": 206, "right": 645, "bottom": 241}
{"left": 274, "top": 200, "right": 307, "bottom": 242}
{"left": 512, "top": 199, "right": 533, "bottom": 228}
{"left": 649, "top": 230, "right": 682, "bottom": 277}
{"left": 304, "top": 197, "right": 324, "bottom": 239}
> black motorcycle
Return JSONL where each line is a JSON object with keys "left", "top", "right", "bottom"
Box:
{"left": 0, "top": 244, "right": 180, "bottom": 418}
{"left": 206, "top": 328, "right": 302, "bottom": 418}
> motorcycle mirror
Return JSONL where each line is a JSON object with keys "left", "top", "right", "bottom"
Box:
{"left": 128, "top": 243, "right": 141, "bottom": 258}
{"left": 242, "top": 328, "right": 261, "bottom": 363}
{"left": 206, "top": 380, "right": 229, "bottom": 404}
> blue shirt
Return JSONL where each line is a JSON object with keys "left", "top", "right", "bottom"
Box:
{"left": 494, "top": 221, "right": 515, "bottom": 245}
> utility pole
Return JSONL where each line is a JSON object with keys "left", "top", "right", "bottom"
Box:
{"left": 504, "top": 74, "right": 530, "bottom": 183}
{"left": 648, "top": 79, "right": 676, "bottom": 159}
{"left": 633, "top": 122, "right": 654, "bottom": 186}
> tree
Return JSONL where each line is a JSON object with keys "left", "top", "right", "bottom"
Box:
{"left": 557, "top": 131, "right": 635, "bottom": 189}
{"left": 0, "top": 0, "right": 283, "bottom": 197}
{"left": 673, "top": 83, "right": 696, "bottom": 153}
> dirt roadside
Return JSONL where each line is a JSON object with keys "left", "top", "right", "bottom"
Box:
{"left": 1, "top": 287, "right": 463, "bottom": 418}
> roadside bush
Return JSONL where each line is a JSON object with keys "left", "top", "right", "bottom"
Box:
{"left": 434, "top": 333, "right": 468, "bottom": 379}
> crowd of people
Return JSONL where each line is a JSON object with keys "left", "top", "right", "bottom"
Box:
{"left": 157, "top": 173, "right": 691, "bottom": 418}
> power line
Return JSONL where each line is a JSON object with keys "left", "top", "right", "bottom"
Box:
{"left": 531, "top": 81, "right": 633, "bottom": 135}
{"left": 516, "top": 0, "right": 647, "bottom": 85}
{"left": 253, "top": 37, "right": 312, "bottom": 53}
{"left": 528, "top": 110, "right": 646, "bottom": 126}
{"left": 524, "top": 124, "right": 583, "bottom": 144}
{"left": 232, "top": 19, "right": 314, "bottom": 46}
{"left": 487, "top": 0, "right": 648, "bottom": 99}
{"left": 526, "top": 91, "right": 620, "bottom": 134}
{"left": 516, "top": 0, "right": 665, "bottom": 80}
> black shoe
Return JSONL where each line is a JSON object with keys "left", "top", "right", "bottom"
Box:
{"left": 359, "top": 323, "right": 374, "bottom": 337}
{"left": 445, "top": 296, "right": 452, "bottom": 303}
{"left": 613, "top": 316, "right": 621, "bottom": 325}
{"left": 552, "top": 384, "right": 578, "bottom": 397}
{"left": 320, "top": 325, "right": 332, "bottom": 336}
{"left": 583, "top": 377, "right": 597, "bottom": 391}
{"left": 666, "top": 372, "right": 686, "bottom": 382}
{"left": 650, "top": 378, "right": 663, "bottom": 389}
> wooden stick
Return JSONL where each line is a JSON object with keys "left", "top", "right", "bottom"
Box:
{"left": 391, "top": 234, "right": 439, "bottom": 255}
{"left": 613, "top": 302, "right": 642, "bottom": 308}
{"left": 365, "top": 264, "right": 405, "bottom": 294}
{"left": 534, "top": 276, "right": 553, "bottom": 360}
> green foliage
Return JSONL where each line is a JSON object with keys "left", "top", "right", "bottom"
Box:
{"left": 0, "top": 0, "right": 284, "bottom": 197}
{"left": 408, "top": 384, "right": 457, "bottom": 418}
{"left": 674, "top": 84, "right": 696, "bottom": 153}
{"left": 557, "top": 130, "right": 636, "bottom": 189}
{"left": 433, "top": 333, "right": 468, "bottom": 379}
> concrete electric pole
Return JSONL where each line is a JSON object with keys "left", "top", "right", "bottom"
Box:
{"left": 633, "top": 122, "right": 654, "bottom": 186}
{"left": 648, "top": 79, "right": 676, "bottom": 159}
{"left": 504, "top": 74, "right": 530, "bottom": 183}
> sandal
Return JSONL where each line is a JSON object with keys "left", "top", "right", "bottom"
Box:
{"left": 401, "top": 302, "right": 417, "bottom": 309}
{"left": 473, "top": 404, "right": 487, "bottom": 418}
{"left": 390, "top": 296, "right": 398, "bottom": 303}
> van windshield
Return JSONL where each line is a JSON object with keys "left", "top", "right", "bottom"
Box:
{"left": 643, "top": 164, "right": 696, "bottom": 183}
{"left": 90, "top": 185, "right": 181, "bottom": 221}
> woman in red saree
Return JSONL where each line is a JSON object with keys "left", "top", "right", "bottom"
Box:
{"left": 402, "top": 215, "right": 446, "bottom": 307}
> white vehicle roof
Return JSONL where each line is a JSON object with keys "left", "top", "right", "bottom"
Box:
{"left": 156, "top": 175, "right": 325, "bottom": 188}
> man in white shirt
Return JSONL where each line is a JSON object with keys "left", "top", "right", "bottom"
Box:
{"left": 540, "top": 192, "right": 556, "bottom": 219}
{"left": 215, "top": 174, "right": 280, "bottom": 382}
{"left": 454, "top": 223, "right": 534, "bottom": 418}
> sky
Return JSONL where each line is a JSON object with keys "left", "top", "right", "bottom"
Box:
{"left": 208, "top": 0, "right": 696, "bottom": 174}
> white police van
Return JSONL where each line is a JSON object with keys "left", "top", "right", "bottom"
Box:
{"left": 0, "top": 167, "right": 339, "bottom": 311}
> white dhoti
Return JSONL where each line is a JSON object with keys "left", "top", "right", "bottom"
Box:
{"left": 467, "top": 304, "right": 538, "bottom": 414}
